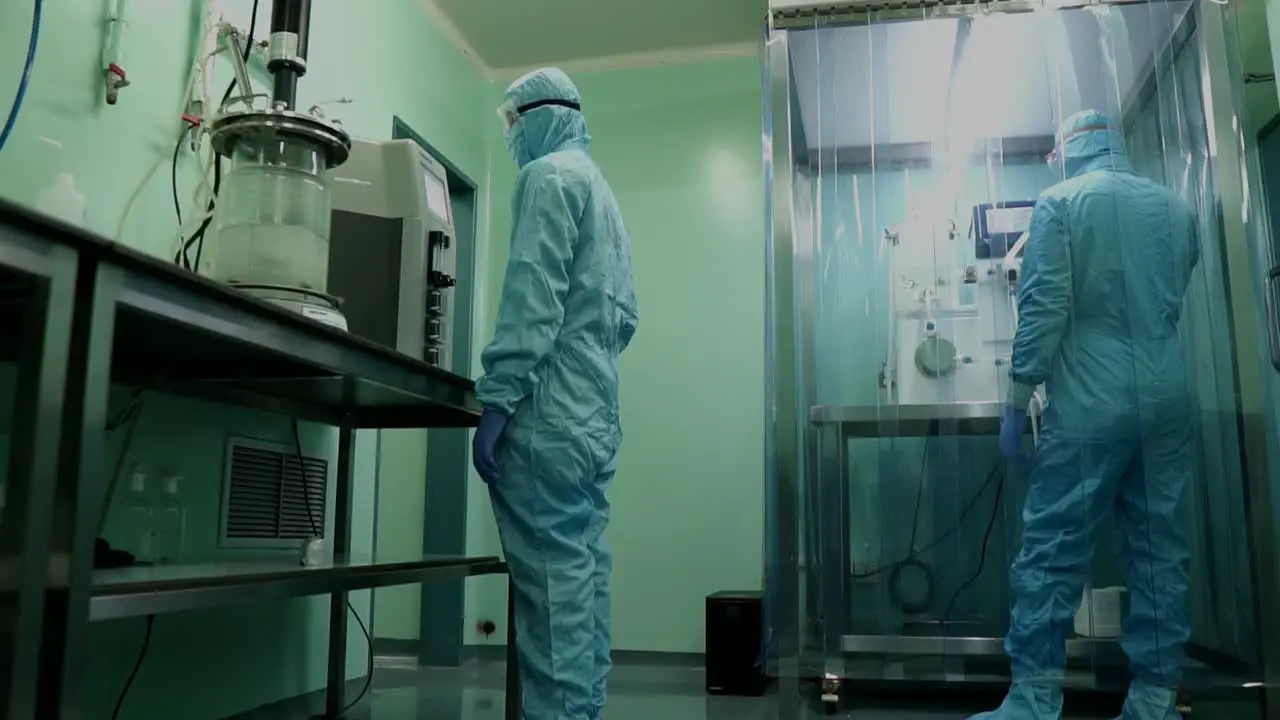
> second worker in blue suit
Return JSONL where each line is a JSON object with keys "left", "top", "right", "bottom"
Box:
{"left": 980, "top": 110, "right": 1200, "bottom": 720}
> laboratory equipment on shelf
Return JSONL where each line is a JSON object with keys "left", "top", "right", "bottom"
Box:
{"left": 202, "top": 0, "right": 353, "bottom": 330}
{"left": 881, "top": 202, "right": 1032, "bottom": 407}
{"left": 0, "top": 195, "right": 509, "bottom": 719}
{"left": 326, "top": 138, "right": 458, "bottom": 369}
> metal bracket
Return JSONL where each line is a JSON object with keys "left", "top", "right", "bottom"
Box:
{"left": 1265, "top": 266, "right": 1280, "bottom": 372}
{"left": 217, "top": 24, "right": 256, "bottom": 111}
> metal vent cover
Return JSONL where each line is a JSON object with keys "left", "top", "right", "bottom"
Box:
{"left": 220, "top": 437, "right": 329, "bottom": 548}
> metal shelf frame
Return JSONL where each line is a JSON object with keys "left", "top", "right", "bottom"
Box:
{"left": 0, "top": 200, "right": 513, "bottom": 720}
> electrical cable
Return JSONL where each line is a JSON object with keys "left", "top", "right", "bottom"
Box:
{"left": 942, "top": 470, "right": 1007, "bottom": 623}
{"left": 178, "top": 0, "right": 260, "bottom": 271}
{"left": 117, "top": 22, "right": 216, "bottom": 246}
{"left": 171, "top": 124, "right": 194, "bottom": 228}
{"left": 854, "top": 459, "right": 1004, "bottom": 581}
{"left": 907, "top": 438, "right": 928, "bottom": 552}
{"left": 110, "top": 615, "right": 155, "bottom": 720}
{"left": 0, "top": 0, "right": 43, "bottom": 155}
{"left": 888, "top": 438, "right": 936, "bottom": 615}
{"left": 290, "top": 419, "right": 375, "bottom": 714}
{"left": 106, "top": 389, "right": 144, "bottom": 431}
{"left": 99, "top": 392, "right": 146, "bottom": 535}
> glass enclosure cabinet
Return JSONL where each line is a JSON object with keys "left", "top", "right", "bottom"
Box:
{"left": 762, "top": 2, "right": 1280, "bottom": 717}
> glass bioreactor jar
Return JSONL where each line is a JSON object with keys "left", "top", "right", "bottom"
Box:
{"left": 206, "top": 106, "right": 351, "bottom": 328}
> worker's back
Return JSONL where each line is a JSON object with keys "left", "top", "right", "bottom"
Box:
{"left": 1048, "top": 164, "right": 1200, "bottom": 427}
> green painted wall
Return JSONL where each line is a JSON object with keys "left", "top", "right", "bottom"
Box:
{"left": 0, "top": 0, "right": 490, "bottom": 715}
{"left": 466, "top": 56, "right": 766, "bottom": 653}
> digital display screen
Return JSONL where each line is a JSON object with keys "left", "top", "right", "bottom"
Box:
{"left": 984, "top": 206, "right": 1034, "bottom": 236}
{"left": 973, "top": 200, "right": 1037, "bottom": 259}
{"left": 423, "top": 168, "right": 450, "bottom": 223}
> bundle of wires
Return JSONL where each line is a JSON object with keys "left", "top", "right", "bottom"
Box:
{"left": 114, "top": 8, "right": 224, "bottom": 253}
{"left": 855, "top": 458, "right": 1005, "bottom": 582}
{"left": 173, "top": 5, "right": 261, "bottom": 272}
{"left": 854, "top": 444, "right": 1009, "bottom": 621}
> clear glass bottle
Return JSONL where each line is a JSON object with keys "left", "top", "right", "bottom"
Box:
{"left": 153, "top": 475, "right": 187, "bottom": 565}
{"left": 125, "top": 470, "right": 153, "bottom": 563}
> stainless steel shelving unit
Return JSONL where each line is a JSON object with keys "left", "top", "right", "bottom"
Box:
{"left": 90, "top": 556, "right": 507, "bottom": 621}
{"left": 807, "top": 403, "right": 1013, "bottom": 684}
{"left": 0, "top": 199, "right": 515, "bottom": 720}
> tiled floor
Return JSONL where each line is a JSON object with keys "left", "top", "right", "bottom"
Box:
{"left": 236, "top": 656, "right": 1131, "bottom": 719}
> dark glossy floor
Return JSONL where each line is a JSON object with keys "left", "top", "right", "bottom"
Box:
{"left": 231, "top": 654, "right": 1189, "bottom": 720}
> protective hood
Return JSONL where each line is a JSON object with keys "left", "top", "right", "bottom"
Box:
{"left": 504, "top": 68, "right": 590, "bottom": 168}
{"left": 1057, "top": 109, "right": 1132, "bottom": 178}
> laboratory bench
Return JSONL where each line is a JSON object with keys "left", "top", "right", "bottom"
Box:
{"left": 0, "top": 199, "right": 517, "bottom": 720}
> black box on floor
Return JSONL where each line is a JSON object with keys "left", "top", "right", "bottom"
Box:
{"left": 705, "top": 591, "right": 767, "bottom": 696}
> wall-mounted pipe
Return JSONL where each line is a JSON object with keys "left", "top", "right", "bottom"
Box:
{"left": 102, "top": 0, "right": 131, "bottom": 104}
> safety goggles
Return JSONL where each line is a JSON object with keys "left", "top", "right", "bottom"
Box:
{"left": 496, "top": 98, "right": 583, "bottom": 134}
{"left": 1045, "top": 123, "right": 1112, "bottom": 165}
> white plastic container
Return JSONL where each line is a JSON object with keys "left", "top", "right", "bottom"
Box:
{"left": 152, "top": 475, "right": 187, "bottom": 565}
{"left": 125, "top": 470, "right": 153, "bottom": 563}
{"left": 36, "top": 173, "right": 88, "bottom": 226}
{"left": 1075, "top": 586, "right": 1126, "bottom": 638}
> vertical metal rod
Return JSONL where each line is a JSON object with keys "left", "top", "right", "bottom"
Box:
{"left": 0, "top": 242, "right": 77, "bottom": 720}
{"left": 765, "top": 26, "right": 804, "bottom": 720}
{"left": 505, "top": 574, "right": 521, "bottom": 720}
{"left": 36, "top": 262, "right": 119, "bottom": 719}
{"left": 267, "top": 0, "right": 311, "bottom": 109}
{"left": 323, "top": 418, "right": 356, "bottom": 718}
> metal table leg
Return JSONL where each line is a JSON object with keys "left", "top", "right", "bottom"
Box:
{"left": 0, "top": 240, "right": 79, "bottom": 720}
{"left": 36, "top": 261, "right": 120, "bottom": 719}
{"left": 323, "top": 418, "right": 357, "bottom": 719}
{"left": 815, "top": 421, "right": 848, "bottom": 713}
{"left": 505, "top": 574, "right": 521, "bottom": 720}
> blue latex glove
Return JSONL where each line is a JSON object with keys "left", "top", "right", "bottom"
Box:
{"left": 999, "top": 405, "right": 1029, "bottom": 462}
{"left": 473, "top": 408, "right": 508, "bottom": 484}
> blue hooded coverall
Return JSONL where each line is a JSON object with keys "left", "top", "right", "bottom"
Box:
{"left": 476, "top": 68, "right": 639, "bottom": 720}
{"left": 976, "top": 111, "right": 1199, "bottom": 720}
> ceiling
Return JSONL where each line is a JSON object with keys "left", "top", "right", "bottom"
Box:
{"left": 424, "top": 0, "right": 1274, "bottom": 127}
{"left": 790, "top": 3, "right": 1277, "bottom": 158}
{"left": 430, "top": 0, "right": 766, "bottom": 71}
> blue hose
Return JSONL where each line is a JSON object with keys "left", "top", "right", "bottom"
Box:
{"left": 0, "top": 0, "right": 44, "bottom": 154}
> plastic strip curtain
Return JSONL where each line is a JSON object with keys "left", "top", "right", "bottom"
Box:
{"left": 763, "top": 0, "right": 1267, "bottom": 702}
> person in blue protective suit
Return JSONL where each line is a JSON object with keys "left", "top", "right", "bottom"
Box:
{"left": 472, "top": 67, "right": 639, "bottom": 720}
{"left": 984, "top": 109, "right": 1200, "bottom": 720}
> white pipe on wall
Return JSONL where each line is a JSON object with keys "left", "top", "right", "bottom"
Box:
{"left": 102, "top": 0, "right": 131, "bottom": 104}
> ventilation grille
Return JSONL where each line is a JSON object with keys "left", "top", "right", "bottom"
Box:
{"left": 224, "top": 440, "right": 327, "bottom": 543}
